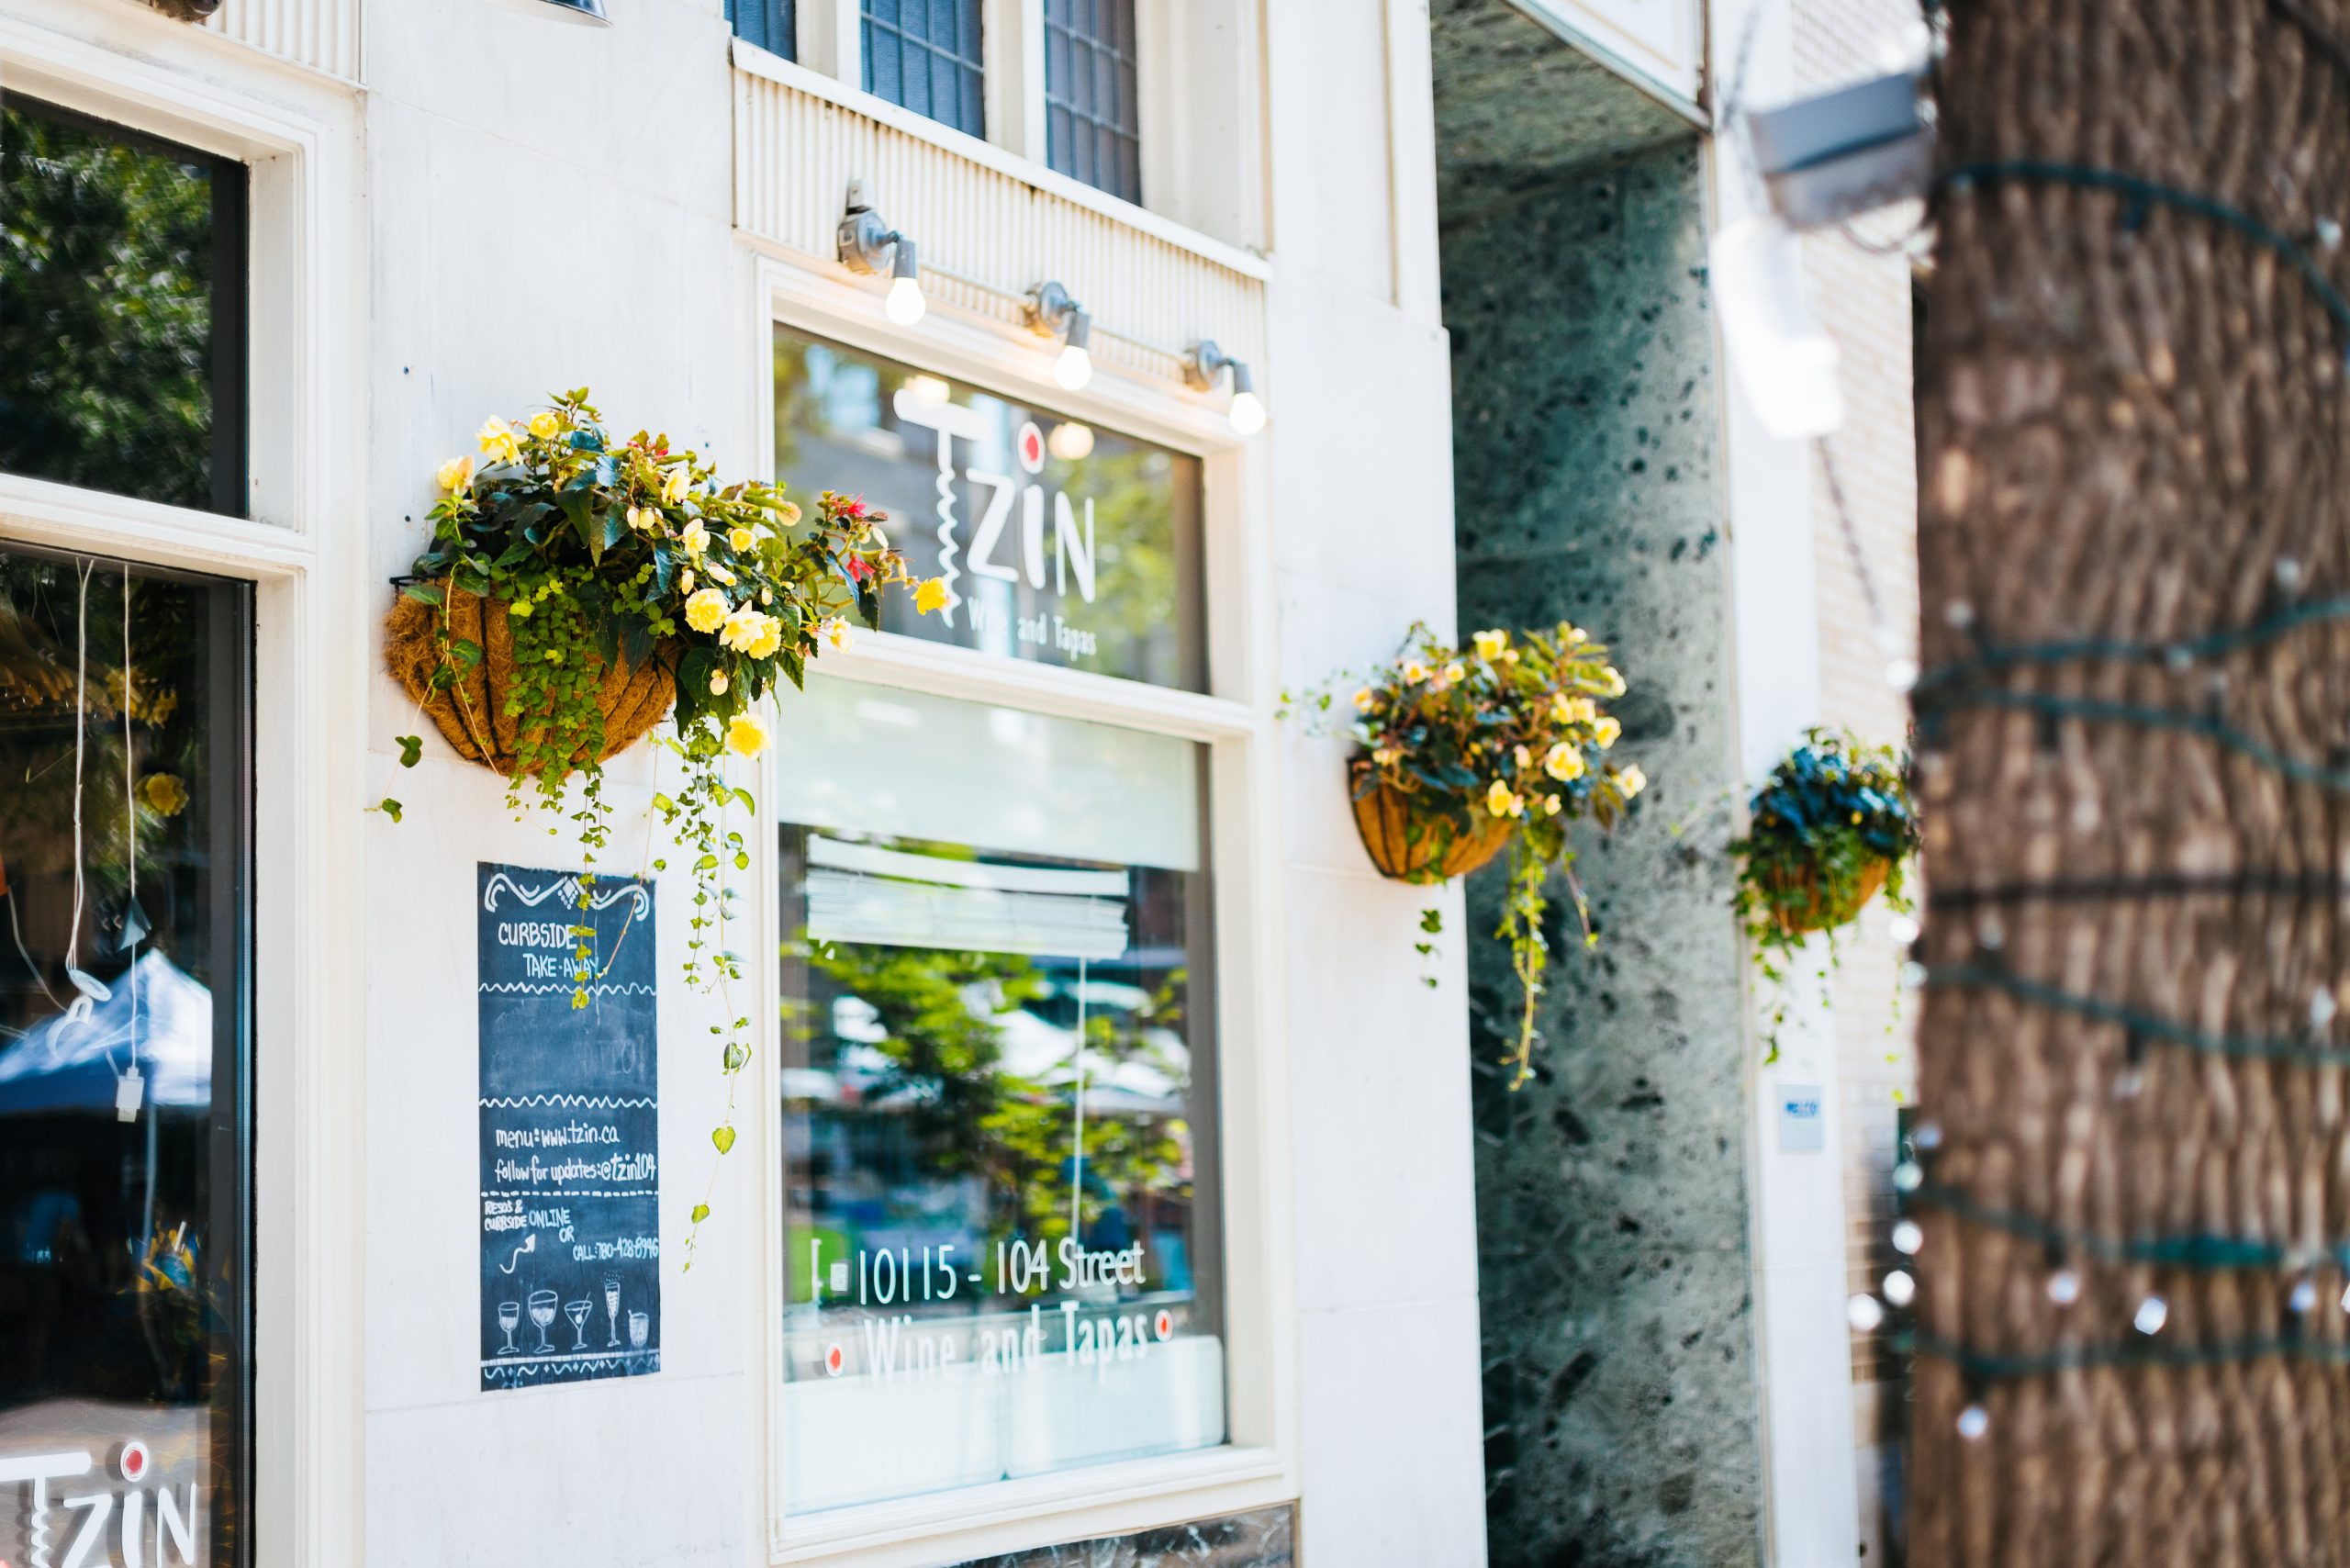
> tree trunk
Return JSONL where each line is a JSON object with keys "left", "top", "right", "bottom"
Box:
{"left": 1910, "top": 3, "right": 2350, "bottom": 1563}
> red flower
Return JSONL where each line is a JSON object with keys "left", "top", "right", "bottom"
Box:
{"left": 845, "top": 554, "right": 875, "bottom": 583}
{"left": 840, "top": 495, "right": 867, "bottom": 520}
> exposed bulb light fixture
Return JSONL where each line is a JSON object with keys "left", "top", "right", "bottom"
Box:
{"left": 1025, "top": 282, "right": 1094, "bottom": 391}
{"left": 1185, "top": 340, "right": 1264, "bottom": 435}
{"left": 1046, "top": 421, "right": 1096, "bottom": 462}
{"left": 838, "top": 182, "right": 924, "bottom": 326}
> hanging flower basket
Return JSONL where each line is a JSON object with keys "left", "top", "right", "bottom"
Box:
{"left": 1348, "top": 762, "right": 1516, "bottom": 881}
{"left": 1760, "top": 855, "right": 1890, "bottom": 937}
{"left": 384, "top": 581, "right": 677, "bottom": 778}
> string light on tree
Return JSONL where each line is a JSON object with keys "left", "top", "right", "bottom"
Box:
{"left": 2133, "top": 1295, "right": 2168, "bottom": 1336}
{"left": 1883, "top": 1269, "right": 1916, "bottom": 1308}
{"left": 1892, "top": 1219, "right": 1924, "bottom": 1256}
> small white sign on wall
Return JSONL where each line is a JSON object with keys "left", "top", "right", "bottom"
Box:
{"left": 1510, "top": 0, "right": 1706, "bottom": 115}
{"left": 1777, "top": 1083, "right": 1826, "bottom": 1152}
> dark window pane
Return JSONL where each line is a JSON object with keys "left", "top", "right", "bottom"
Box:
{"left": 859, "top": 0, "right": 984, "bottom": 136}
{"left": 0, "top": 100, "right": 248, "bottom": 516}
{"left": 725, "top": 0, "right": 797, "bottom": 59}
{"left": 0, "top": 546, "right": 252, "bottom": 1567}
{"left": 1044, "top": 0, "right": 1139, "bottom": 203}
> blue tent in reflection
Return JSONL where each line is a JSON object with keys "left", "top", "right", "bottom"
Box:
{"left": 0, "top": 951, "right": 212, "bottom": 1114}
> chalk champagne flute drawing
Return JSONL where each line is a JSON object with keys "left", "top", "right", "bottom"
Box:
{"left": 628, "top": 1310, "right": 649, "bottom": 1351}
{"left": 497, "top": 1300, "right": 521, "bottom": 1355}
{"left": 528, "top": 1289, "right": 558, "bottom": 1353}
{"left": 603, "top": 1274, "right": 622, "bottom": 1346}
{"left": 565, "top": 1298, "right": 593, "bottom": 1351}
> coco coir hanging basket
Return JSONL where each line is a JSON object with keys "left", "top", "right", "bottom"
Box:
{"left": 384, "top": 583, "right": 677, "bottom": 778}
{"left": 1348, "top": 760, "right": 1516, "bottom": 883}
{"left": 1762, "top": 857, "right": 1889, "bottom": 937}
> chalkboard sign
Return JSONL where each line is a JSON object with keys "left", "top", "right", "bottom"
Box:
{"left": 477, "top": 862, "right": 661, "bottom": 1392}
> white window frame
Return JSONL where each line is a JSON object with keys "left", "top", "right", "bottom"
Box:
{"left": 747, "top": 250, "right": 1296, "bottom": 1567}
{"left": 772, "top": 0, "right": 1266, "bottom": 253}
{"left": 0, "top": 11, "right": 367, "bottom": 1566}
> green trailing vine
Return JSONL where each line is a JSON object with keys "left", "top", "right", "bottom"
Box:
{"left": 1729, "top": 728, "right": 1919, "bottom": 1060}
{"left": 386, "top": 390, "right": 944, "bottom": 1263}
{"left": 1290, "top": 622, "right": 1645, "bottom": 1087}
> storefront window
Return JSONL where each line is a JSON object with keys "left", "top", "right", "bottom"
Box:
{"left": 774, "top": 678, "right": 1223, "bottom": 1515}
{"left": 0, "top": 547, "right": 252, "bottom": 1565}
{"left": 773, "top": 325, "right": 1206, "bottom": 691}
{"left": 0, "top": 99, "right": 248, "bottom": 516}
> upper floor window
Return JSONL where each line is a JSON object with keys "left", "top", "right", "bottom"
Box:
{"left": 0, "top": 98, "right": 248, "bottom": 517}
{"left": 1045, "top": 0, "right": 1139, "bottom": 203}
{"left": 862, "top": 0, "right": 987, "bottom": 138}
{"left": 728, "top": 0, "right": 799, "bottom": 59}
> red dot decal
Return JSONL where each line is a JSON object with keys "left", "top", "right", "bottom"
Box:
{"left": 118, "top": 1440, "right": 150, "bottom": 1483}
{"left": 1017, "top": 421, "right": 1046, "bottom": 475}
{"left": 1154, "top": 1311, "right": 1173, "bottom": 1342}
{"left": 824, "top": 1343, "right": 845, "bottom": 1376}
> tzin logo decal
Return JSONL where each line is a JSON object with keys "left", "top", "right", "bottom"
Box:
{"left": 3, "top": 1440, "right": 201, "bottom": 1568}
{"left": 892, "top": 392, "right": 1098, "bottom": 655}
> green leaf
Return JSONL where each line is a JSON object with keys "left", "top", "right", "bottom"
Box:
{"left": 400, "top": 583, "right": 445, "bottom": 608}
{"left": 397, "top": 735, "right": 423, "bottom": 767}
{"left": 711, "top": 1125, "right": 737, "bottom": 1155}
{"left": 375, "top": 798, "right": 403, "bottom": 823}
{"left": 690, "top": 1203, "right": 711, "bottom": 1224}
{"left": 730, "top": 787, "right": 755, "bottom": 814}
{"left": 449, "top": 638, "right": 484, "bottom": 670}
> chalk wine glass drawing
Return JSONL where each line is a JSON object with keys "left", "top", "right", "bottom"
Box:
{"left": 565, "top": 1298, "right": 593, "bottom": 1351}
{"left": 497, "top": 1299, "right": 521, "bottom": 1355}
{"left": 604, "top": 1273, "right": 622, "bottom": 1347}
{"left": 1288, "top": 622, "right": 1645, "bottom": 1087}
{"left": 528, "top": 1289, "right": 559, "bottom": 1353}
{"left": 380, "top": 391, "right": 946, "bottom": 1264}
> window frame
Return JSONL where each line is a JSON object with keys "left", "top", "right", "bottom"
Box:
{"left": 0, "top": 16, "right": 367, "bottom": 1568}
{"left": 751, "top": 252, "right": 1295, "bottom": 1566}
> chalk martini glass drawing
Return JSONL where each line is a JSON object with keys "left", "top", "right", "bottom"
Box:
{"left": 497, "top": 1300, "right": 521, "bottom": 1355}
{"left": 628, "top": 1311, "right": 649, "bottom": 1351}
{"left": 528, "top": 1289, "right": 558, "bottom": 1353}
{"left": 565, "top": 1298, "right": 593, "bottom": 1351}
{"left": 604, "top": 1273, "right": 622, "bottom": 1346}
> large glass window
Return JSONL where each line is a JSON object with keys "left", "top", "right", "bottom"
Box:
{"left": 774, "top": 678, "right": 1223, "bottom": 1515}
{"left": 0, "top": 546, "right": 252, "bottom": 1565}
{"left": 1045, "top": 0, "right": 1140, "bottom": 204}
{"left": 772, "top": 325, "right": 1206, "bottom": 691}
{"left": 861, "top": 0, "right": 987, "bottom": 138}
{"left": 0, "top": 100, "right": 248, "bottom": 517}
{"left": 727, "top": 0, "right": 798, "bottom": 60}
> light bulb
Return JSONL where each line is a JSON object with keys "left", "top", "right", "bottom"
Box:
{"left": 2292, "top": 1278, "right": 2320, "bottom": 1314}
{"left": 2047, "top": 1269, "right": 2080, "bottom": 1306}
{"left": 1891, "top": 1219, "right": 1924, "bottom": 1255}
{"left": 1228, "top": 389, "right": 1266, "bottom": 436}
{"left": 905, "top": 373, "right": 952, "bottom": 406}
{"left": 2133, "top": 1294, "right": 2167, "bottom": 1335}
{"left": 1054, "top": 342, "right": 1092, "bottom": 391}
{"left": 1046, "top": 421, "right": 1095, "bottom": 462}
{"left": 1888, "top": 914, "right": 1921, "bottom": 946}
{"left": 1881, "top": 1269, "right": 1916, "bottom": 1307}
{"left": 1847, "top": 1294, "right": 1886, "bottom": 1332}
{"left": 1956, "top": 1405, "right": 1989, "bottom": 1441}
{"left": 885, "top": 274, "right": 926, "bottom": 326}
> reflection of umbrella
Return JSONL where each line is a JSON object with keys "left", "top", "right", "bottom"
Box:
{"left": 0, "top": 951, "right": 211, "bottom": 1114}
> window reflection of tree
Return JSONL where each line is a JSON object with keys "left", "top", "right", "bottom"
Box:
{"left": 799, "top": 936, "right": 1192, "bottom": 1294}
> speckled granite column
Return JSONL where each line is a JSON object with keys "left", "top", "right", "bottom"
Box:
{"left": 947, "top": 1505, "right": 1294, "bottom": 1567}
{"left": 1446, "top": 142, "right": 1764, "bottom": 1567}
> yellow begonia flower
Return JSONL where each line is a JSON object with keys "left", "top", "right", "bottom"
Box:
{"left": 1372, "top": 746, "right": 1397, "bottom": 766}
{"left": 476, "top": 416, "right": 519, "bottom": 465}
{"left": 527, "top": 410, "right": 562, "bottom": 439}
{"left": 1514, "top": 745, "right": 1532, "bottom": 770}
{"left": 624, "top": 505, "right": 655, "bottom": 532}
{"left": 729, "top": 526, "right": 755, "bottom": 552}
{"left": 747, "top": 619, "right": 784, "bottom": 660}
{"left": 776, "top": 500, "right": 802, "bottom": 526}
{"left": 820, "top": 616, "right": 854, "bottom": 653}
{"left": 719, "top": 606, "right": 773, "bottom": 654}
{"left": 663, "top": 469, "right": 690, "bottom": 505}
{"left": 1617, "top": 764, "right": 1647, "bottom": 798}
{"left": 678, "top": 569, "right": 695, "bottom": 595}
{"left": 706, "top": 564, "right": 735, "bottom": 587}
{"left": 1592, "top": 715, "right": 1622, "bottom": 749}
{"left": 1444, "top": 662, "right": 1466, "bottom": 685}
{"left": 913, "top": 578, "right": 951, "bottom": 616}
{"left": 1543, "top": 794, "right": 1562, "bottom": 816}
{"left": 1600, "top": 666, "right": 1627, "bottom": 697}
{"left": 141, "top": 773, "right": 188, "bottom": 816}
{"left": 1472, "top": 629, "right": 1509, "bottom": 660}
{"left": 725, "top": 712, "right": 767, "bottom": 757}
{"left": 1544, "top": 743, "right": 1585, "bottom": 781}
{"left": 1354, "top": 688, "right": 1376, "bottom": 712}
{"left": 1402, "top": 660, "right": 1430, "bottom": 684}
{"left": 1485, "top": 779, "right": 1515, "bottom": 817}
{"left": 436, "top": 455, "right": 474, "bottom": 494}
{"left": 683, "top": 588, "right": 730, "bottom": 634}
{"left": 680, "top": 521, "right": 709, "bottom": 555}
{"left": 1564, "top": 625, "right": 1589, "bottom": 645}
{"left": 709, "top": 671, "right": 730, "bottom": 696}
